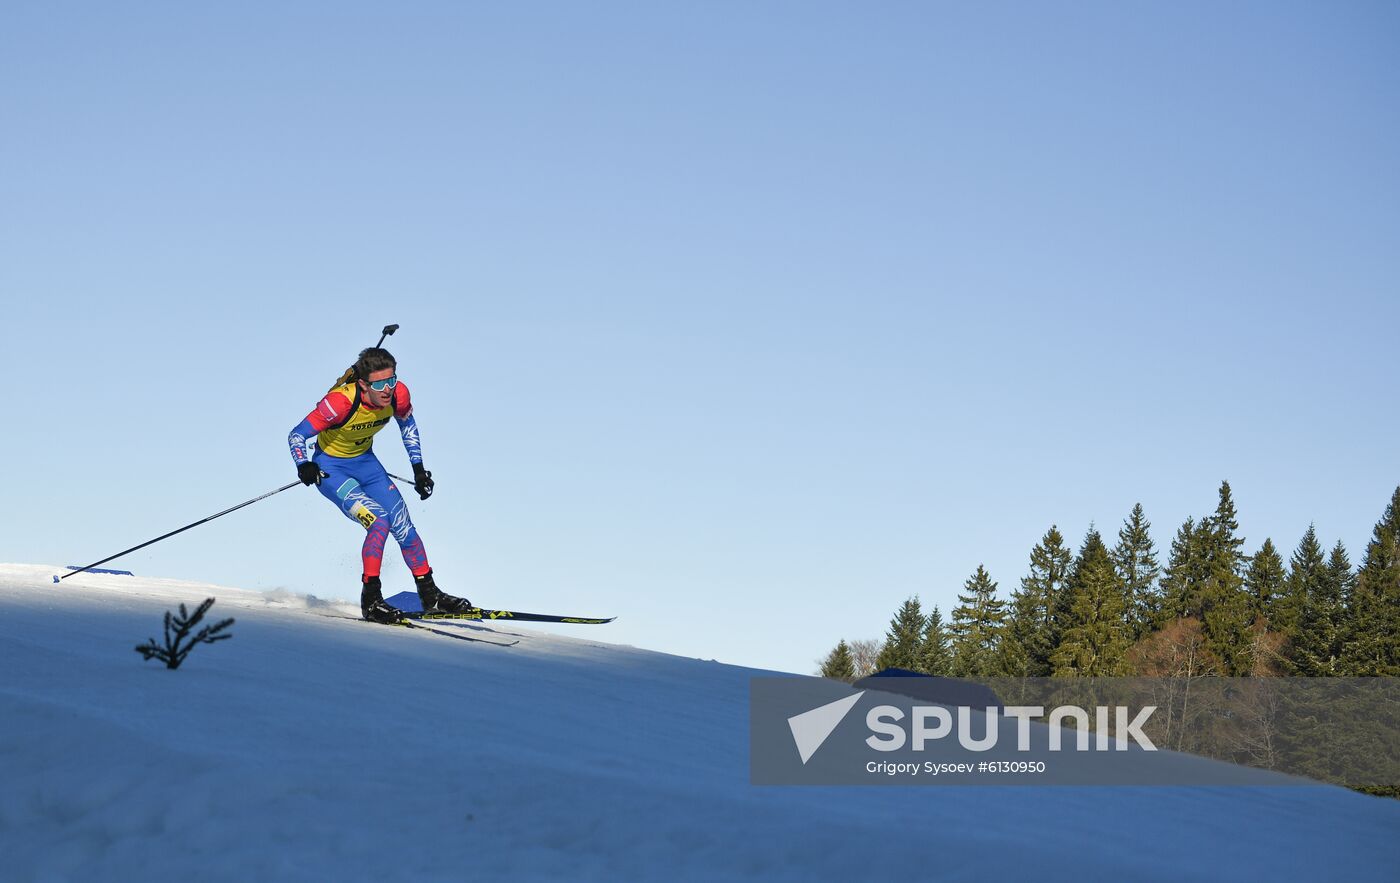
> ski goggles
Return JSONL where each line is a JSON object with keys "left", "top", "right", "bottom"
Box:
{"left": 365, "top": 374, "right": 398, "bottom": 392}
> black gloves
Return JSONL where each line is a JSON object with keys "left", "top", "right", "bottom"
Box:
{"left": 298, "top": 462, "right": 324, "bottom": 486}
{"left": 413, "top": 463, "right": 435, "bottom": 500}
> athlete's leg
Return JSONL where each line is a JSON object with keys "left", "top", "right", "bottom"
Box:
{"left": 355, "top": 463, "right": 431, "bottom": 577}
{"left": 314, "top": 454, "right": 395, "bottom": 578}
{"left": 353, "top": 459, "right": 469, "bottom": 611}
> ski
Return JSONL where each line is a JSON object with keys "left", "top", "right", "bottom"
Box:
{"left": 381, "top": 591, "right": 615, "bottom": 625}
{"left": 408, "top": 608, "right": 615, "bottom": 625}
{"left": 320, "top": 612, "right": 519, "bottom": 646}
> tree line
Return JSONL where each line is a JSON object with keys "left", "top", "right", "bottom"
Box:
{"left": 820, "top": 483, "right": 1400, "bottom": 681}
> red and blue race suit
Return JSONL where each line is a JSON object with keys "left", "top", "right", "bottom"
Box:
{"left": 288, "top": 381, "right": 430, "bottom": 579}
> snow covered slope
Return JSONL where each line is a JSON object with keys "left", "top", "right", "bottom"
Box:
{"left": 1, "top": 564, "right": 1396, "bottom": 881}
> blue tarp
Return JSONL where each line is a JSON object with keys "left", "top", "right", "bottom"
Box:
{"left": 385, "top": 590, "right": 423, "bottom": 612}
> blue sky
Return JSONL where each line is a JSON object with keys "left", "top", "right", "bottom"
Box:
{"left": 4, "top": 2, "right": 1397, "bottom": 673}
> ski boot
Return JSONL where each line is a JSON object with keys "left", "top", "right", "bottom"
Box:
{"left": 361, "top": 575, "right": 405, "bottom": 624}
{"left": 415, "top": 570, "right": 475, "bottom": 614}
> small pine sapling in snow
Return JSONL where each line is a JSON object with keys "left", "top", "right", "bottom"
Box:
{"left": 135, "top": 598, "right": 235, "bottom": 669}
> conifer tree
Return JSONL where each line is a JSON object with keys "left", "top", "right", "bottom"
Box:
{"left": 1294, "top": 542, "right": 1351, "bottom": 676}
{"left": 820, "top": 639, "right": 857, "bottom": 681}
{"left": 918, "top": 605, "right": 953, "bottom": 676}
{"left": 1200, "top": 481, "right": 1249, "bottom": 606}
{"left": 1052, "top": 528, "right": 1131, "bottom": 676}
{"left": 1197, "top": 481, "right": 1254, "bottom": 674}
{"left": 1170, "top": 481, "right": 1248, "bottom": 674}
{"left": 1000, "top": 585, "right": 1042, "bottom": 678}
{"left": 1004, "top": 526, "right": 1072, "bottom": 677}
{"left": 1280, "top": 525, "right": 1326, "bottom": 642}
{"left": 1203, "top": 595, "right": 1255, "bottom": 675}
{"left": 874, "top": 597, "right": 926, "bottom": 672}
{"left": 1343, "top": 487, "right": 1400, "bottom": 676}
{"left": 1160, "top": 517, "right": 1211, "bottom": 621}
{"left": 1326, "top": 540, "right": 1356, "bottom": 610}
{"left": 950, "top": 565, "right": 1006, "bottom": 678}
{"left": 1245, "top": 538, "right": 1287, "bottom": 628}
{"left": 1111, "top": 503, "right": 1161, "bottom": 639}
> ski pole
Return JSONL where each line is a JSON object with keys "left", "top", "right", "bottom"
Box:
{"left": 54, "top": 480, "right": 303, "bottom": 583}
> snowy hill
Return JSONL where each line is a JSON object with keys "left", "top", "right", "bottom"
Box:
{"left": 2, "top": 563, "right": 1397, "bottom": 881}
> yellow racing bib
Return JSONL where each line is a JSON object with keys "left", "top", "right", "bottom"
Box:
{"left": 317, "top": 383, "right": 395, "bottom": 458}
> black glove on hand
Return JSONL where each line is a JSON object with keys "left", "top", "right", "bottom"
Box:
{"left": 297, "top": 461, "right": 324, "bottom": 486}
{"left": 413, "top": 463, "right": 435, "bottom": 500}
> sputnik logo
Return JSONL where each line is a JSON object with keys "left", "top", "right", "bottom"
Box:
{"left": 787, "top": 691, "right": 864, "bottom": 764}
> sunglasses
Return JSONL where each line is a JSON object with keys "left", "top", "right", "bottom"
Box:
{"left": 365, "top": 374, "right": 398, "bottom": 392}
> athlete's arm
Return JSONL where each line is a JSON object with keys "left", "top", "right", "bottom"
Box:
{"left": 288, "top": 391, "right": 354, "bottom": 464}
{"left": 393, "top": 383, "right": 424, "bottom": 465}
{"left": 395, "top": 384, "right": 431, "bottom": 498}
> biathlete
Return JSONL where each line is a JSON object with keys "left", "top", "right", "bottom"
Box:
{"left": 288, "top": 347, "right": 472, "bottom": 622}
